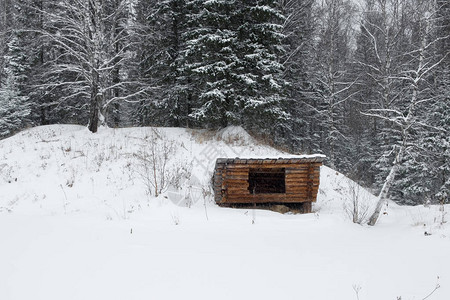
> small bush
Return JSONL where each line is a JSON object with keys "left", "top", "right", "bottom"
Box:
{"left": 344, "top": 179, "right": 370, "bottom": 224}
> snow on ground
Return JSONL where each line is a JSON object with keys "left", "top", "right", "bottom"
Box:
{"left": 0, "top": 125, "right": 449, "bottom": 300}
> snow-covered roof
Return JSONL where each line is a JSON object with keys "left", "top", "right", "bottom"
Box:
{"left": 216, "top": 155, "right": 326, "bottom": 165}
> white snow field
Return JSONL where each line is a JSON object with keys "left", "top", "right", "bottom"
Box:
{"left": 0, "top": 125, "right": 449, "bottom": 300}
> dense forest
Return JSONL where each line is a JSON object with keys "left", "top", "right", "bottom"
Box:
{"left": 0, "top": 0, "right": 448, "bottom": 205}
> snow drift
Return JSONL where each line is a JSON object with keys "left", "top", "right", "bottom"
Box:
{"left": 0, "top": 125, "right": 449, "bottom": 300}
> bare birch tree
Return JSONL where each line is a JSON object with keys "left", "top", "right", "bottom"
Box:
{"left": 366, "top": 0, "right": 449, "bottom": 225}
{"left": 36, "top": 0, "right": 139, "bottom": 132}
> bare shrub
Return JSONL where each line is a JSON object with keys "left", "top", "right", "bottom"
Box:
{"left": 170, "top": 162, "right": 193, "bottom": 190}
{"left": 352, "top": 284, "right": 361, "bottom": 300}
{"left": 397, "top": 277, "right": 441, "bottom": 300}
{"left": 59, "top": 184, "right": 69, "bottom": 214}
{"left": 134, "top": 129, "right": 191, "bottom": 198}
{"left": 410, "top": 208, "right": 426, "bottom": 227}
{"left": 171, "top": 212, "right": 180, "bottom": 225}
{"left": 344, "top": 179, "right": 370, "bottom": 224}
{"left": 190, "top": 129, "right": 216, "bottom": 144}
{"left": 0, "top": 163, "right": 13, "bottom": 183}
{"left": 438, "top": 204, "right": 447, "bottom": 226}
{"left": 438, "top": 194, "right": 447, "bottom": 226}
{"left": 64, "top": 167, "right": 76, "bottom": 187}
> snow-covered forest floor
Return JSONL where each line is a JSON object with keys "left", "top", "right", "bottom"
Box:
{"left": 0, "top": 125, "right": 449, "bottom": 300}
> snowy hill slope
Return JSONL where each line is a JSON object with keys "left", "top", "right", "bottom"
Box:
{"left": 0, "top": 125, "right": 449, "bottom": 300}
{"left": 0, "top": 125, "right": 353, "bottom": 217}
{"left": 0, "top": 125, "right": 304, "bottom": 215}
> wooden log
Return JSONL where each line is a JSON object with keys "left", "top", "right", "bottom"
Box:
{"left": 224, "top": 163, "right": 319, "bottom": 170}
{"left": 286, "top": 187, "right": 310, "bottom": 192}
{"left": 285, "top": 176, "right": 320, "bottom": 181}
{"left": 286, "top": 190, "right": 317, "bottom": 195}
{"left": 285, "top": 183, "right": 320, "bottom": 188}
{"left": 285, "top": 169, "right": 320, "bottom": 175}
{"left": 248, "top": 168, "right": 285, "bottom": 173}
{"left": 286, "top": 177, "right": 320, "bottom": 182}
{"left": 284, "top": 175, "right": 309, "bottom": 180}
{"left": 287, "top": 184, "right": 320, "bottom": 189}
{"left": 223, "top": 196, "right": 311, "bottom": 204}
{"left": 302, "top": 202, "right": 312, "bottom": 213}
{"left": 286, "top": 173, "right": 320, "bottom": 179}
{"left": 225, "top": 170, "right": 249, "bottom": 174}
{"left": 225, "top": 173, "right": 250, "bottom": 177}
{"left": 224, "top": 175, "right": 248, "bottom": 180}
{"left": 226, "top": 193, "right": 310, "bottom": 199}
{"left": 285, "top": 175, "right": 320, "bottom": 180}
{"left": 285, "top": 181, "right": 320, "bottom": 186}
{"left": 224, "top": 179, "right": 248, "bottom": 184}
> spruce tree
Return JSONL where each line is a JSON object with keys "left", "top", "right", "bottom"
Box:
{"left": 434, "top": 0, "right": 450, "bottom": 201}
{"left": 233, "top": 0, "right": 290, "bottom": 136}
{"left": 133, "top": 0, "right": 189, "bottom": 127}
{"left": 0, "top": 33, "right": 31, "bottom": 138}
{"left": 183, "top": 0, "right": 238, "bottom": 128}
{"left": 178, "top": 0, "right": 290, "bottom": 134}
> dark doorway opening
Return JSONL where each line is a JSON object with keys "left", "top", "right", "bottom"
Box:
{"left": 248, "top": 168, "right": 286, "bottom": 194}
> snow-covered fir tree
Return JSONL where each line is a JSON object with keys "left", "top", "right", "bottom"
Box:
{"left": 233, "top": 0, "right": 290, "bottom": 137}
{"left": 132, "top": 0, "right": 189, "bottom": 127}
{"left": 182, "top": 0, "right": 239, "bottom": 128}
{"left": 0, "top": 33, "right": 31, "bottom": 138}
{"left": 177, "top": 0, "right": 289, "bottom": 135}
{"left": 311, "top": 0, "right": 356, "bottom": 171}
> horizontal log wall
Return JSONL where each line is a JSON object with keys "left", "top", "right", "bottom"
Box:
{"left": 214, "top": 159, "right": 323, "bottom": 205}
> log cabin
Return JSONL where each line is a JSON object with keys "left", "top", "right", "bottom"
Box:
{"left": 213, "top": 156, "right": 325, "bottom": 213}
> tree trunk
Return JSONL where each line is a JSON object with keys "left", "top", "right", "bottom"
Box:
{"left": 88, "top": 70, "right": 100, "bottom": 133}
{"left": 367, "top": 147, "right": 403, "bottom": 226}
{"left": 88, "top": 95, "right": 99, "bottom": 133}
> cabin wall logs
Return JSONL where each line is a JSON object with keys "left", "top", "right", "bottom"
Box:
{"left": 214, "top": 158, "right": 323, "bottom": 206}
